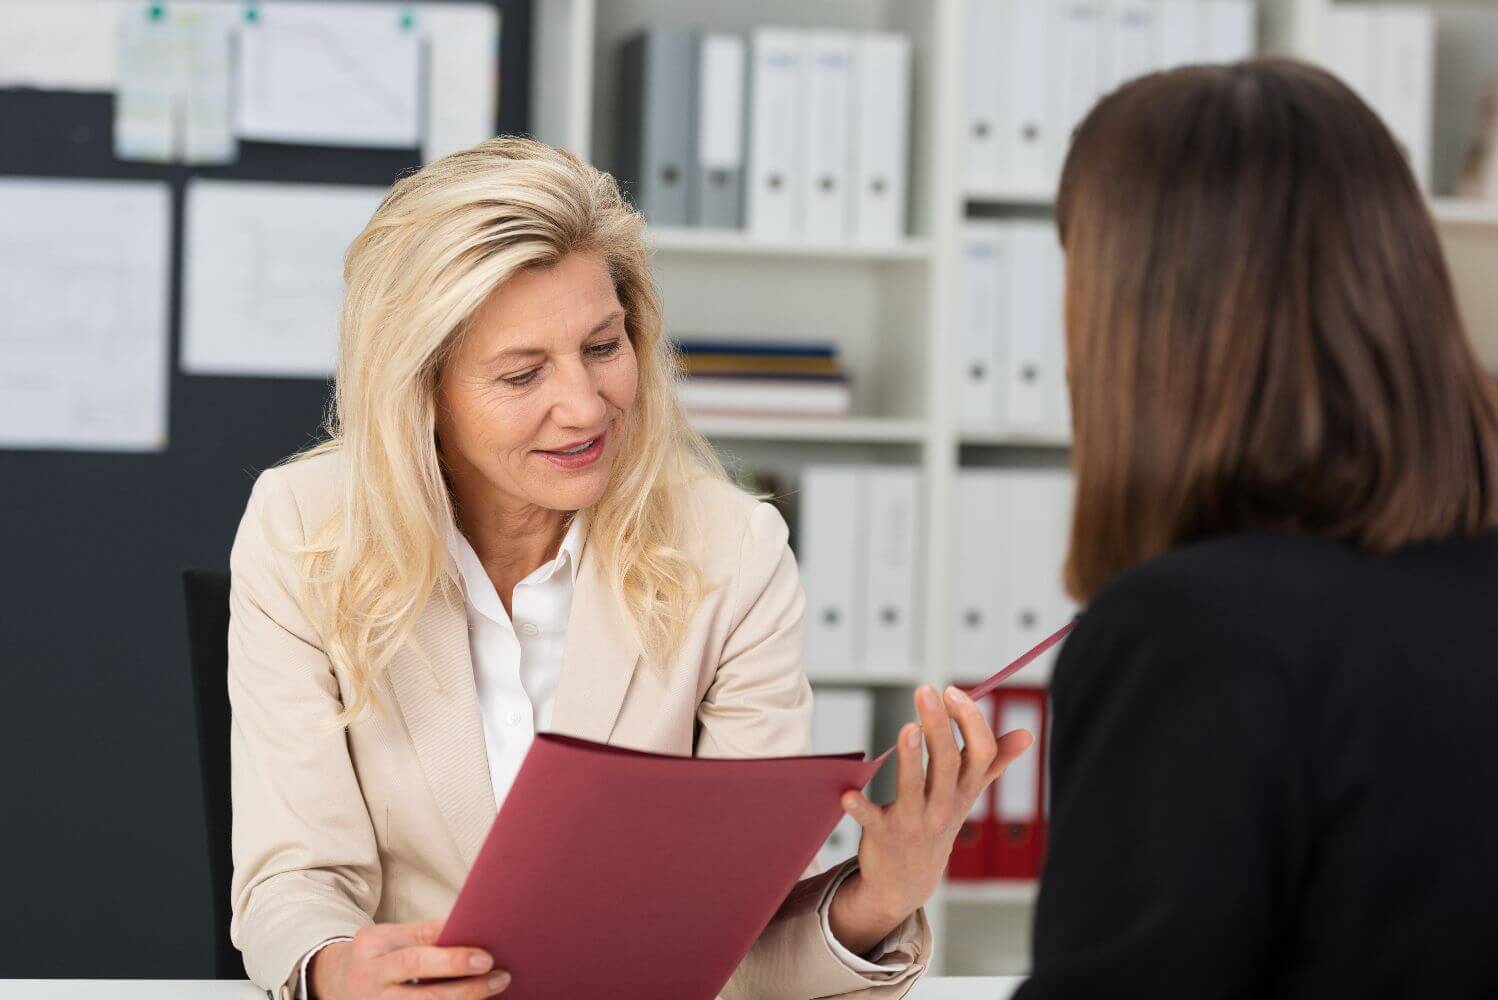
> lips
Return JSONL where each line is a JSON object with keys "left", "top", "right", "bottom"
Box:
{"left": 537, "top": 429, "right": 608, "bottom": 469}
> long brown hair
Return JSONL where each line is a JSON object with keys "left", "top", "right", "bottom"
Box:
{"left": 1057, "top": 59, "right": 1498, "bottom": 601}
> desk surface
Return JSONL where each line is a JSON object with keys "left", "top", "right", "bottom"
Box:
{"left": 1, "top": 979, "right": 1024, "bottom": 999}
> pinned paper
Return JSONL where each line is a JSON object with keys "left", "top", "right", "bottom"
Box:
{"left": 0, "top": 179, "right": 172, "bottom": 453}
{"left": 419, "top": 2, "right": 503, "bottom": 162}
{"left": 181, "top": 180, "right": 386, "bottom": 378}
{"left": 0, "top": 2, "right": 122, "bottom": 92}
{"left": 235, "top": 1, "right": 422, "bottom": 149}
{"left": 115, "top": 1, "right": 237, "bottom": 164}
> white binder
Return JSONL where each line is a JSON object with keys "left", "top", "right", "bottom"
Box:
{"left": 964, "top": 0, "right": 1006, "bottom": 192}
{"left": 747, "top": 29, "right": 805, "bottom": 238}
{"left": 1109, "top": 0, "right": 1163, "bottom": 89}
{"left": 1053, "top": 0, "right": 1106, "bottom": 176}
{"left": 800, "top": 31, "right": 855, "bottom": 241}
{"left": 957, "top": 221, "right": 1008, "bottom": 427}
{"left": 800, "top": 466, "right": 864, "bottom": 675}
{"left": 862, "top": 467, "right": 921, "bottom": 677}
{"left": 1159, "top": 0, "right": 1202, "bottom": 71}
{"left": 1372, "top": 6, "right": 1434, "bottom": 189}
{"left": 1205, "top": 0, "right": 1256, "bottom": 63}
{"left": 850, "top": 32, "right": 910, "bottom": 243}
{"left": 1000, "top": 0, "right": 1055, "bottom": 192}
{"left": 993, "top": 469, "right": 1077, "bottom": 682}
{"left": 1001, "top": 222, "right": 1068, "bottom": 439}
{"left": 812, "top": 686, "right": 876, "bottom": 867}
{"left": 953, "top": 472, "right": 1007, "bottom": 676}
{"left": 692, "top": 32, "right": 747, "bottom": 228}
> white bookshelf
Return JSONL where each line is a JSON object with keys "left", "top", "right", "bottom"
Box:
{"left": 528, "top": 0, "right": 1498, "bottom": 977}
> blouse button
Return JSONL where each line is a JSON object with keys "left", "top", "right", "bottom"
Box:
{"left": 506, "top": 711, "right": 521, "bottom": 726}
{"left": 520, "top": 622, "right": 540, "bottom": 637}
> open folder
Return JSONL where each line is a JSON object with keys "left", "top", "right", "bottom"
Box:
{"left": 436, "top": 622, "right": 1074, "bottom": 999}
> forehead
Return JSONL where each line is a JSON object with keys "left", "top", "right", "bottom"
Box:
{"left": 468, "top": 251, "right": 620, "bottom": 344}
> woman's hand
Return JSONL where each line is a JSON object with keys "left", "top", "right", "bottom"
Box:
{"left": 828, "top": 684, "right": 1034, "bottom": 955}
{"left": 309, "top": 919, "right": 511, "bottom": 999}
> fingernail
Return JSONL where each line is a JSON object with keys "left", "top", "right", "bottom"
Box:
{"left": 918, "top": 686, "right": 939, "bottom": 710}
{"left": 945, "top": 685, "right": 971, "bottom": 705}
{"left": 842, "top": 794, "right": 859, "bottom": 811}
{"left": 488, "top": 971, "right": 511, "bottom": 991}
{"left": 470, "top": 953, "right": 492, "bottom": 972}
{"left": 904, "top": 726, "right": 921, "bottom": 749}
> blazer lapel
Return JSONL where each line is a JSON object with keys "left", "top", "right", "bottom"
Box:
{"left": 386, "top": 579, "right": 497, "bottom": 867}
{"left": 551, "top": 536, "right": 642, "bottom": 744}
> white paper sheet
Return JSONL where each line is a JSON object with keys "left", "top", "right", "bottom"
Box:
{"left": 235, "top": 1, "right": 421, "bottom": 149}
{"left": 419, "top": 2, "right": 502, "bottom": 162}
{"left": 182, "top": 179, "right": 386, "bottom": 378}
{"left": 115, "top": 1, "right": 238, "bottom": 164}
{"left": 0, "top": 1, "right": 122, "bottom": 92}
{"left": 0, "top": 179, "right": 172, "bottom": 453}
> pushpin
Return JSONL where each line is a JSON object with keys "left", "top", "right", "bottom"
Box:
{"left": 148, "top": 3, "right": 165, "bottom": 21}
{"left": 244, "top": 3, "right": 259, "bottom": 24}
{"left": 399, "top": 7, "right": 415, "bottom": 30}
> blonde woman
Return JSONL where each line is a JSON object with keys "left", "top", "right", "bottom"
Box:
{"left": 228, "top": 137, "right": 1029, "bottom": 1000}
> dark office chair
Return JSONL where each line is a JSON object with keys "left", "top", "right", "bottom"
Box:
{"left": 181, "top": 568, "right": 248, "bottom": 980}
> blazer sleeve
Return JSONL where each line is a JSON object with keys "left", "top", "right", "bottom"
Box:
{"left": 696, "top": 501, "right": 932, "bottom": 1000}
{"left": 227, "top": 468, "right": 379, "bottom": 996}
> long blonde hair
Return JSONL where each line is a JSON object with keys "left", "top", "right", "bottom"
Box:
{"left": 282, "top": 136, "right": 726, "bottom": 725}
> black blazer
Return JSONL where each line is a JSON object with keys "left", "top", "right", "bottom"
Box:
{"left": 1014, "top": 530, "right": 1498, "bottom": 1000}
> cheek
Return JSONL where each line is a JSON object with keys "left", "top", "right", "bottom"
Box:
{"left": 606, "top": 354, "right": 640, "bottom": 412}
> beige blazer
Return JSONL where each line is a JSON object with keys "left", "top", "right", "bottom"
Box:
{"left": 227, "top": 449, "right": 930, "bottom": 999}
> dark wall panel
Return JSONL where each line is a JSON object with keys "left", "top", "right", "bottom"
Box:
{"left": 0, "top": 2, "right": 530, "bottom": 976}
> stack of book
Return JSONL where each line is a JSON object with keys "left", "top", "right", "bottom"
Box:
{"left": 674, "top": 339, "right": 852, "bottom": 419}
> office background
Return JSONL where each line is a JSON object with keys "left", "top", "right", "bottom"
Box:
{"left": 2, "top": 0, "right": 1496, "bottom": 981}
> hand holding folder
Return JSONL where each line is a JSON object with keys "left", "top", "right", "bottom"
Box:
{"left": 436, "top": 622, "right": 1075, "bottom": 999}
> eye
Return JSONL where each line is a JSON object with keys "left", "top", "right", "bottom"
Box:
{"left": 502, "top": 368, "right": 540, "bottom": 387}
{"left": 587, "top": 339, "right": 623, "bottom": 359}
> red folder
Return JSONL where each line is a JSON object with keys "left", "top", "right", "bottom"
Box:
{"left": 991, "top": 686, "right": 1049, "bottom": 879}
{"left": 945, "top": 689, "right": 997, "bottom": 880}
{"left": 438, "top": 623, "right": 1074, "bottom": 999}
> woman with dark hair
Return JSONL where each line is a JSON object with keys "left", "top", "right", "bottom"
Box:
{"left": 1014, "top": 60, "right": 1498, "bottom": 998}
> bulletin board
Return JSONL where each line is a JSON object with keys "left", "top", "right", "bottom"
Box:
{"left": 0, "top": 0, "right": 531, "bottom": 977}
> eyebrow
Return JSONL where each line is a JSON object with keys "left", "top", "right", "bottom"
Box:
{"left": 483, "top": 309, "right": 624, "bottom": 367}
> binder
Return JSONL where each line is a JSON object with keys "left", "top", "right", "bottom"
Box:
{"left": 993, "top": 469, "right": 1076, "bottom": 683}
{"left": 1372, "top": 6, "right": 1434, "bottom": 189}
{"left": 1108, "top": 0, "right": 1163, "bottom": 89}
{"left": 956, "top": 222, "right": 1007, "bottom": 427}
{"left": 1158, "top": 0, "right": 1202, "bottom": 71}
{"left": 811, "top": 687, "right": 875, "bottom": 868}
{"left": 861, "top": 467, "right": 921, "bottom": 677}
{"left": 1000, "top": 222, "right": 1068, "bottom": 438}
{"left": 616, "top": 25, "right": 693, "bottom": 227}
{"left": 691, "top": 32, "right": 747, "bottom": 228}
{"left": 964, "top": 0, "right": 1006, "bottom": 191}
{"left": 800, "top": 31, "right": 855, "bottom": 241}
{"left": 952, "top": 472, "right": 1005, "bottom": 677}
{"left": 746, "top": 29, "right": 805, "bottom": 238}
{"left": 947, "top": 691, "right": 999, "bottom": 879}
{"left": 850, "top": 32, "right": 910, "bottom": 243}
{"left": 1204, "top": 0, "right": 1256, "bottom": 63}
{"left": 1053, "top": 1, "right": 1105, "bottom": 175}
{"left": 992, "top": 686, "right": 1048, "bottom": 879}
{"left": 1000, "top": 0, "right": 1055, "bottom": 192}
{"left": 800, "top": 466, "right": 864, "bottom": 675}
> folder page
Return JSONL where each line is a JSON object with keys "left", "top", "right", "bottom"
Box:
{"left": 438, "top": 625, "right": 1074, "bottom": 998}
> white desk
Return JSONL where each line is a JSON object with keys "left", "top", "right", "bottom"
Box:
{"left": 0, "top": 979, "right": 1024, "bottom": 999}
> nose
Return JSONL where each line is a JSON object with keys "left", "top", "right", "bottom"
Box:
{"left": 548, "top": 353, "right": 609, "bottom": 431}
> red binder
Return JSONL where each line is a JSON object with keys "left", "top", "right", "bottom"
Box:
{"left": 946, "top": 687, "right": 997, "bottom": 880}
{"left": 991, "top": 686, "right": 1049, "bottom": 879}
{"left": 438, "top": 624, "right": 1074, "bottom": 999}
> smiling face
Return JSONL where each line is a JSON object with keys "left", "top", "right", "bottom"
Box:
{"left": 435, "top": 251, "right": 639, "bottom": 519}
